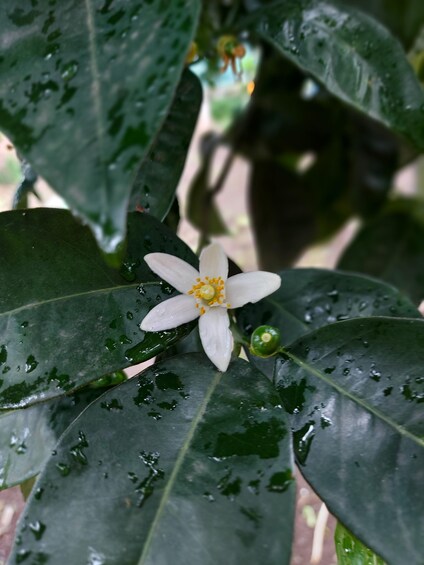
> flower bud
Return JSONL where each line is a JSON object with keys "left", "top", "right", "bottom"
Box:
{"left": 250, "top": 325, "right": 281, "bottom": 358}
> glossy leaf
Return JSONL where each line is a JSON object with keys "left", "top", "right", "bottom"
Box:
{"left": 245, "top": 0, "right": 424, "bottom": 150}
{"left": 10, "top": 355, "right": 295, "bottom": 565}
{"left": 238, "top": 268, "right": 420, "bottom": 376}
{"left": 129, "top": 70, "right": 202, "bottom": 220}
{"left": 0, "top": 209, "right": 196, "bottom": 409}
{"left": 0, "top": 386, "right": 105, "bottom": 490}
{"left": 338, "top": 0, "right": 424, "bottom": 48}
{"left": 0, "top": 1, "right": 200, "bottom": 253}
{"left": 274, "top": 317, "right": 424, "bottom": 565}
{"left": 335, "top": 522, "right": 386, "bottom": 565}
{"left": 338, "top": 199, "right": 424, "bottom": 304}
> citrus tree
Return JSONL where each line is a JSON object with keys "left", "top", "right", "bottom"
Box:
{"left": 0, "top": 1, "right": 423, "bottom": 563}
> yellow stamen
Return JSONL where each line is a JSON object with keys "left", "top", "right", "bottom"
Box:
{"left": 189, "top": 276, "right": 226, "bottom": 306}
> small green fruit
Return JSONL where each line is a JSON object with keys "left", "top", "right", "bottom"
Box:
{"left": 250, "top": 325, "right": 281, "bottom": 358}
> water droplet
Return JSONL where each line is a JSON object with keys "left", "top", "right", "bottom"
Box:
{"left": 203, "top": 491, "right": 215, "bottom": 502}
{"left": 25, "top": 355, "right": 38, "bottom": 374}
{"left": 56, "top": 462, "right": 71, "bottom": 476}
{"left": 0, "top": 345, "right": 7, "bottom": 365}
{"left": 61, "top": 61, "right": 79, "bottom": 81}
{"left": 29, "top": 521, "right": 46, "bottom": 541}
{"left": 34, "top": 488, "right": 44, "bottom": 500}
{"left": 266, "top": 469, "right": 294, "bottom": 493}
{"left": 100, "top": 398, "right": 123, "bottom": 411}
{"left": 369, "top": 368, "right": 381, "bottom": 382}
{"left": 104, "top": 338, "right": 117, "bottom": 352}
{"left": 293, "top": 421, "right": 315, "bottom": 465}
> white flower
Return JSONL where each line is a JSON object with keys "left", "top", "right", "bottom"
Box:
{"left": 140, "top": 243, "right": 281, "bottom": 372}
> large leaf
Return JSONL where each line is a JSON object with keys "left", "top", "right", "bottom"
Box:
{"left": 338, "top": 199, "right": 424, "bottom": 304}
{"left": 0, "top": 209, "right": 196, "bottom": 409}
{"left": 0, "top": 1, "right": 200, "bottom": 253}
{"left": 274, "top": 317, "right": 424, "bottom": 565}
{"left": 0, "top": 384, "right": 112, "bottom": 490}
{"left": 129, "top": 70, "right": 202, "bottom": 220}
{"left": 237, "top": 268, "right": 420, "bottom": 376}
{"left": 186, "top": 135, "right": 228, "bottom": 237}
{"left": 338, "top": 0, "right": 424, "bottom": 48}
{"left": 244, "top": 0, "right": 424, "bottom": 150}
{"left": 249, "top": 161, "right": 316, "bottom": 270}
{"left": 10, "top": 355, "right": 295, "bottom": 565}
{"left": 335, "top": 522, "right": 386, "bottom": 565}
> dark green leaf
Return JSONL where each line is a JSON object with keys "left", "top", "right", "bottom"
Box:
{"left": 249, "top": 161, "right": 316, "bottom": 270}
{"left": 0, "top": 1, "right": 200, "bottom": 253}
{"left": 228, "top": 46, "right": 334, "bottom": 160}
{"left": 275, "top": 317, "right": 424, "bottom": 565}
{"left": 0, "top": 386, "right": 104, "bottom": 490}
{"left": 338, "top": 198, "right": 424, "bottom": 304}
{"left": 338, "top": 0, "right": 424, "bottom": 48}
{"left": 0, "top": 209, "right": 196, "bottom": 408}
{"left": 245, "top": 0, "right": 424, "bottom": 150}
{"left": 186, "top": 135, "right": 228, "bottom": 236}
{"left": 238, "top": 268, "right": 420, "bottom": 376}
{"left": 129, "top": 70, "right": 202, "bottom": 221}
{"left": 335, "top": 521, "right": 386, "bottom": 565}
{"left": 10, "top": 355, "right": 295, "bottom": 565}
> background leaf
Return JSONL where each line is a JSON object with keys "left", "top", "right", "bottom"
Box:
{"left": 186, "top": 134, "right": 228, "bottom": 236}
{"left": 335, "top": 521, "right": 386, "bottom": 565}
{"left": 338, "top": 198, "right": 424, "bottom": 304}
{"left": 274, "top": 317, "right": 424, "bottom": 565}
{"left": 129, "top": 70, "right": 202, "bottom": 221}
{"left": 338, "top": 0, "right": 424, "bottom": 48}
{"left": 231, "top": 48, "right": 399, "bottom": 269}
{"left": 10, "top": 355, "right": 295, "bottom": 565}
{"left": 237, "top": 268, "right": 420, "bottom": 376}
{"left": 244, "top": 0, "right": 424, "bottom": 150}
{"left": 0, "top": 0, "right": 200, "bottom": 253}
{"left": 0, "top": 209, "right": 196, "bottom": 408}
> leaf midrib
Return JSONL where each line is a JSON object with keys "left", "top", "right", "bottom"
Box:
{"left": 138, "top": 369, "right": 224, "bottom": 564}
{"left": 0, "top": 281, "right": 161, "bottom": 318}
{"left": 283, "top": 322, "right": 424, "bottom": 447}
{"left": 84, "top": 0, "right": 107, "bottom": 183}
{"left": 283, "top": 346, "right": 424, "bottom": 448}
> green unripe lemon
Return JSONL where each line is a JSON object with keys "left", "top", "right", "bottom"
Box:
{"left": 250, "top": 325, "right": 281, "bottom": 358}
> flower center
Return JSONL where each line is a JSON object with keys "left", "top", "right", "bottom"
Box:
{"left": 199, "top": 284, "right": 216, "bottom": 301}
{"left": 188, "top": 276, "right": 230, "bottom": 314}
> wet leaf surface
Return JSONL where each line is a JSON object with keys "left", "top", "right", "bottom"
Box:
{"left": 129, "top": 70, "right": 202, "bottom": 220}
{"left": 245, "top": 0, "right": 424, "bottom": 150}
{"left": 0, "top": 0, "right": 200, "bottom": 253}
{"left": 275, "top": 317, "right": 424, "bottom": 565}
{"left": 0, "top": 386, "right": 106, "bottom": 490}
{"left": 335, "top": 521, "right": 386, "bottom": 565}
{"left": 10, "top": 355, "right": 295, "bottom": 565}
{"left": 0, "top": 209, "right": 196, "bottom": 408}
{"left": 238, "top": 268, "right": 420, "bottom": 377}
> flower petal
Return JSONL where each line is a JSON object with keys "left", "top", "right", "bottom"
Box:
{"left": 199, "top": 307, "right": 233, "bottom": 372}
{"left": 225, "top": 271, "right": 281, "bottom": 309}
{"left": 199, "top": 243, "right": 228, "bottom": 281}
{"left": 144, "top": 253, "right": 199, "bottom": 294}
{"left": 140, "top": 295, "right": 199, "bottom": 332}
